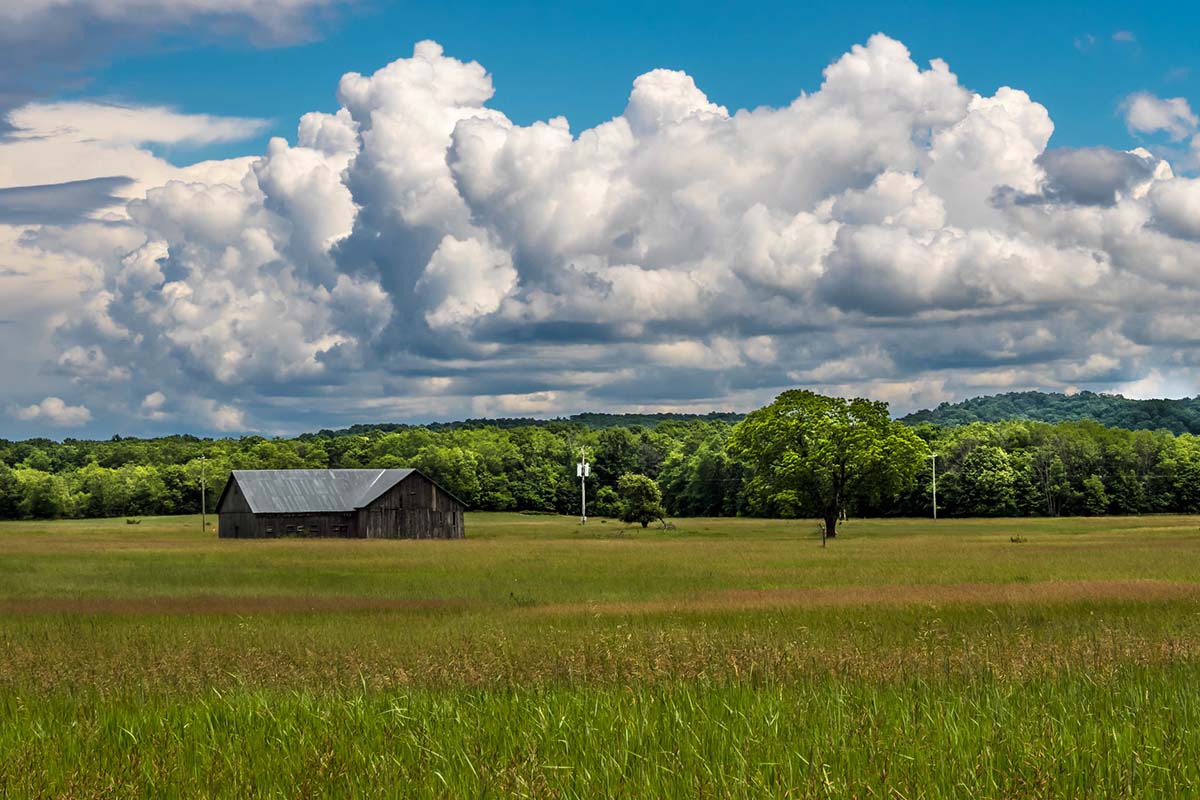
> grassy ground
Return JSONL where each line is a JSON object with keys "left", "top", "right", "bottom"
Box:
{"left": 1, "top": 513, "right": 1198, "bottom": 797}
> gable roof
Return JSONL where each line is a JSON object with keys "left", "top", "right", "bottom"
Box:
{"left": 226, "top": 469, "right": 416, "bottom": 514}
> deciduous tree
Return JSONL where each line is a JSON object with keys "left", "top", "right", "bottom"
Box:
{"left": 617, "top": 473, "right": 665, "bottom": 528}
{"left": 728, "top": 390, "right": 927, "bottom": 538}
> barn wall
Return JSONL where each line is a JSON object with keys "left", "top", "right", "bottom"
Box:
{"left": 216, "top": 478, "right": 251, "bottom": 513}
{"left": 225, "top": 512, "right": 357, "bottom": 539}
{"left": 358, "top": 473, "right": 465, "bottom": 539}
{"left": 217, "top": 477, "right": 253, "bottom": 538}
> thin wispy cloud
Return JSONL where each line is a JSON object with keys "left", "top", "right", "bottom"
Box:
{"left": 0, "top": 177, "right": 134, "bottom": 224}
{"left": 0, "top": 0, "right": 349, "bottom": 120}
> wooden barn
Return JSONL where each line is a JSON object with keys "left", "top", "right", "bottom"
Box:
{"left": 216, "top": 469, "right": 466, "bottom": 539}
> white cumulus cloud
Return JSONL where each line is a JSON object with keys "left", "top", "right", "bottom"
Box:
{"left": 13, "top": 397, "right": 92, "bottom": 426}
{"left": 5, "top": 34, "right": 1200, "bottom": 434}
{"left": 1122, "top": 92, "right": 1198, "bottom": 141}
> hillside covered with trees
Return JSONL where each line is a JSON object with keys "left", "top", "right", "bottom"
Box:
{"left": 901, "top": 391, "right": 1200, "bottom": 434}
{"left": 5, "top": 394, "right": 1200, "bottom": 522}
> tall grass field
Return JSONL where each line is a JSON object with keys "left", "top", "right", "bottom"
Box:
{"left": 1, "top": 513, "right": 1198, "bottom": 797}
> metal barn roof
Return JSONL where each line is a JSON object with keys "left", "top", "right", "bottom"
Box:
{"left": 230, "top": 469, "right": 415, "bottom": 514}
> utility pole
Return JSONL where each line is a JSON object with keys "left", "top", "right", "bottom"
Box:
{"left": 200, "top": 454, "right": 207, "bottom": 533}
{"left": 576, "top": 447, "right": 590, "bottom": 525}
{"left": 929, "top": 453, "right": 938, "bottom": 521}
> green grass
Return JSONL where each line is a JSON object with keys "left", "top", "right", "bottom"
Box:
{"left": 1, "top": 513, "right": 1199, "bottom": 797}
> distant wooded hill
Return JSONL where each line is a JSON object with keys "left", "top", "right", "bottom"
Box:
{"left": 314, "top": 411, "right": 746, "bottom": 437}
{"left": 901, "top": 391, "right": 1200, "bottom": 434}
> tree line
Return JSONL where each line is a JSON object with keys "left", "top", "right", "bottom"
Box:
{"left": 901, "top": 390, "right": 1200, "bottom": 435}
{"left": 3, "top": 392, "right": 1200, "bottom": 521}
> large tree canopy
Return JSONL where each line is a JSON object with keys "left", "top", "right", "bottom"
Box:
{"left": 728, "top": 390, "right": 928, "bottom": 537}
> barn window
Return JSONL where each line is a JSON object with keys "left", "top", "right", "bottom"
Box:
{"left": 266, "top": 527, "right": 274, "bottom": 535}
{"left": 286, "top": 525, "right": 295, "bottom": 535}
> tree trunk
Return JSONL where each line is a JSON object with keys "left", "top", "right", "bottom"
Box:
{"left": 824, "top": 512, "right": 838, "bottom": 539}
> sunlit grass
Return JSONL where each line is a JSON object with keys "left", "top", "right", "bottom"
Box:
{"left": 5, "top": 670, "right": 1198, "bottom": 799}
{"left": 1, "top": 513, "right": 1198, "bottom": 797}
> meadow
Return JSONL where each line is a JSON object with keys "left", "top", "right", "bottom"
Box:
{"left": 1, "top": 513, "right": 1199, "bottom": 797}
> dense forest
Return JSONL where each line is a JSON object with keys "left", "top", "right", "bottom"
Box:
{"left": 4, "top": 401, "right": 1200, "bottom": 521}
{"left": 901, "top": 391, "right": 1200, "bottom": 434}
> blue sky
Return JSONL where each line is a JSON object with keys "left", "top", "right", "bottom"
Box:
{"left": 3, "top": 0, "right": 1200, "bottom": 437}
{"left": 76, "top": 1, "right": 1199, "bottom": 161}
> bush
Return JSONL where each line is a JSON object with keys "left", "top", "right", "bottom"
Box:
{"left": 617, "top": 473, "right": 665, "bottom": 528}
{"left": 591, "top": 486, "right": 621, "bottom": 517}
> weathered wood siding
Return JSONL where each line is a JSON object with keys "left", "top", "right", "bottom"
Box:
{"left": 216, "top": 477, "right": 255, "bottom": 538}
{"left": 357, "top": 472, "right": 465, "bottom": 539}
{"left": 220, "top": 510, "right": 358, "bottom": 538}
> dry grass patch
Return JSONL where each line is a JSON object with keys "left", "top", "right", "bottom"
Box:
{"left": 0, "top": 594, "right": 474, "bottom": 616}
{"left": 539, "top": 578, "right": 1200, "bottom": 616}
